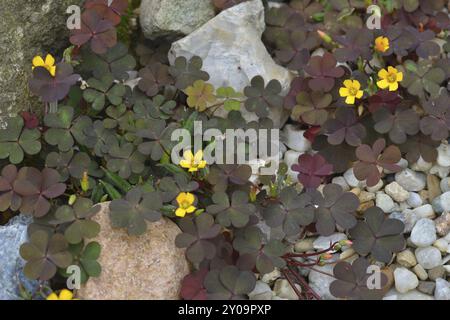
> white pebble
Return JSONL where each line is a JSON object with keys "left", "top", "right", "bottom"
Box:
{"left": 385, "top": 181, "right": 410, "bottom": 202}
{"left": 394, "top": 267, "right": 419, "bottom": 293}
{"left": 376, "top": 192, "right": 395, "bottom": 213}
{"left": 410, "top": 218, "right": 437, "bottom": 247}
{"left": 437, "top": 143, "right": 450, "bottom": 167}
{"left": 395, "top": 169, "right": 426, "bottom": 192}
{"left": 415, "top": 247, "right": 442, "bottom": 269}
{"left": 407, "top": 192, "right": 423, "bottom": 208}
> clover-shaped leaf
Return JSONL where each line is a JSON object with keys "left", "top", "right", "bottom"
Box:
{"left": 373, "top": 106, "right": 420, "bottom": 144}
{"left": 185, "top": 80, "right": 217, "bottom": 112}
{"left": 43, "top": 106, "right": 74, "bottom": 152}
{"left": 323, "top": 108, "right": 366, "bottom": 147}
{"left": 354, "top": 139, "right": 401, "bottom": 187}
{"left": 204, "top": 265, "right": 256, "bottom": 300}
{"left": 368, "top": 90, "right": 402, "bottom": 113}
{"left": 83, "top": 120, "right": 117, "bottom": 157}
{"left": 175, "top": 213, "right": 222, "bottom": 264}
{"left": 264, "top": 6, "right": 306, "bottom": 48}
{"left": 0, "top": 116, "right": 41, "bottom": 164}
{"left": 70, "top": 10, "right": 117, "bottom": 54}
{"left": 233, "top": 226, "right": 287, "bottom": 275}
{"left": 207, "top": 165, "right": 252, "bottom": 192}
{"left": 244, "top": 76, "right": 283, "bottom": 118}
{"left": 291, "top": 91, "right": 331, "bottom": 126}
{"left": 106, "top": 140, "right": 146, "bottom": 179}
{"left": 291, "top": 153, "right": 333, "bottom": 189}
{"left": 109, "top": 188, "right": 163, "bottom": 235}
{"left": 334, "top": 28, "right": 373, "bottom": 62}
{"left": 207, "top": 191, "right": 256, "bottom": 228}
{"left": 20, "top": 230, "right": 72, "bottom": 281}
{"left": 384, "top": 26, "right": 417, "bottom": 58}
{"left": 83, "top": 73, "right": 126, "bottom": 111}
{"left": 136, "top": 40, "right": 170, "bottom": 66}
{"left": 81, "top": 42, "right": 137, "bottom": 81}
{"left": 399, "top": 133, "right": 439, "bottom": 164}
{"left": 398, "top": 60, "right": 445, "bottom": 99}
{"left": 45, "top": 150, "right": 91, "bottom": 182}
{"left": 420, "top": 93, "right": 450, "bottom": 141}
{"left": 138, "top": 63, "right": 174, "bottom": 97}
{"left": 54, "top": 198, "right": 101, "bottom": 244}
{"left": 64, "top": 241, "right": 102, "bottom": 283}
{"left": 262, "top": 186, "right": 315, "bottom": 236}
{"left": 134, "top": 95, "right": 177, "bottom": 120}
{"left": 137, "top": 120, "right": 177, "bottom": 161}
{"left": 84, "top": 0, "right": 128, "bottom": 26}
{"left": 312, "top": 135, "right": 357, "bottom": 174}
{"left": 14, "top": 167, "right": 66, "bottom": 218}
{"left": 284, "top": 77, "right": 309, "bottom": 110}
{"left": 181, "top": 268, "right": 208, "bottom": 300}
{"left": 275, "top": 30, "right": 318, "bottom": 70}
{"left": 349, "top": 206, "right": 405, "bottom": 263}
{"left": 0, "top": 164, "right": 22, "bottom": 212}
{"left": 158, "top": 173, "right": 199, "bottom": 202}
{"left": 216, "top": 87, "right": 243, "bottom": 111}
{"left": 169, "top": 56, "right": 210, "bottom": 90}
{"left": 309, "top": 183, "right": 359, "bottom": 236}
{"left": 409, "top": 28, "right": 441, "bottom": 59}
{"left": 29, "top": 63, "right": 80, "bottom": 103}
{"left": 330, "top": 257, "right": 388, "bottom": 300}
{"left": 304, "top": 52, "right": 345, "bottom": 92}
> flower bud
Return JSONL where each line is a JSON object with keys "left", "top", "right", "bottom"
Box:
{"left": 68, "top": 195, "right": 77, "bottom": 206}
{"left": 81, "top": 171, "right": 89, "bottom": 193}
{"left": 317, "top": 30, "right": 332, "bottom": 44}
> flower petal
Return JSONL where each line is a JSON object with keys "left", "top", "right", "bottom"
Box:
{"left": 378, "top": 69, "right": 388, "bottom": 79}
{"left": 59, "top": 289, "right": 73, "bottom": 300}
{"left": 343, "top": 80, "right": 353, "bottom": 88}
{"left": 345, "top": 96, "right": 356, "bottom": 105}
{"left": 45, "top": 54, "right": 55, "bottom": 67}
{"left": 176, "top": 208, "right": 186, "bottom": 217}
{"left": 186, "top": 192, "right": 195, "bottom": 204}
{"left": 186, "top": 206, "right": 196, "bottom": 214}
{"left": 377, "top": 79, "right": 388, "bottom": 89}
{"left": 388, "top": 82, "right": 398, "bottom": 91}
{"left": 32, "top": 56, "right": 45, "bottom": 68}
{"left": 356, "top": 90, "right": 364, "bottom": 99}
{"left": 339, "top": 87, "right": 349, "bottom": 97}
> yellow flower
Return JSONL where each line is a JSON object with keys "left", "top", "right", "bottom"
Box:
{"left": 377, "top": 66, "right": 403, "bottom": 91}
{"left": 32, "top": 54, "right": 56, "bottom": 77}
{"left": 180, "top": 150, "right": 207, "bottom": 172}
{"left": 175, "top": 192, "right": 196, "bottom": 218}
{"left": 339, "top": 80, "right": 364, "bottom": 105}
{"left": 374, "top": 36, "right": 389, "bottom": 53}
{"left": 46, "top": 289, "right": 75, "bottom": 300}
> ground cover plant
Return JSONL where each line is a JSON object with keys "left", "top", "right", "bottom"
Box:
{"left": 2, "top": 0, "right": 450, "bottom": 300}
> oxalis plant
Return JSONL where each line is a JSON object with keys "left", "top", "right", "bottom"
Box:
{"left": 1, "top": 0, "right": 450, "bottom": 300}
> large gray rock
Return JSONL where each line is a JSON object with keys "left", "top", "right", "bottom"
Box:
{"left": 77, "top": 203, "right": 189, "bottom": 300}
{"left": 0, "top": 215, "right": 39, "bottom": 300}
{"left": 0, "top": 0, "right": 83, "bottom": 120}
{"left": 168, "top": 0, "right": 294, "bottom": 128}
{"left": 140, "top": 0, "right": 215, "bottom": 39}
